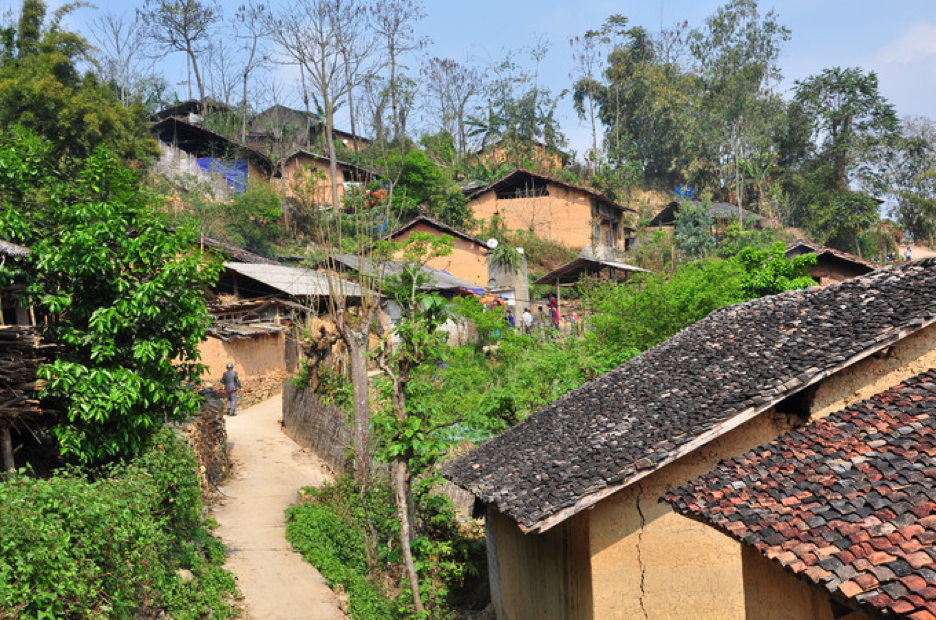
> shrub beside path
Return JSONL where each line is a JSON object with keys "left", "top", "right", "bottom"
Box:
{"left": 213, "top": 392, "right": 346, "bottom": 619}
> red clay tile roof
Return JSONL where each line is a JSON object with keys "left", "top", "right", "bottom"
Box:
{"left": 666, "top": 368, "right": 936, "bottom": 619}
{"left": 444, "top": 259, "right": 936, "bottom": 533}
{"left": 786, "top": 239, "right": 877, "bottom": 271}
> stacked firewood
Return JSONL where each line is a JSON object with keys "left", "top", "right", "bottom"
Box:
{"left": 0, "top": 326, "right": 50, "bottom": 419}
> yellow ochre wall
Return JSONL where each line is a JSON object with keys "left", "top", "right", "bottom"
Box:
{"left": 198, "top": 332, "right": 287, "bottom": 389}
{"left": 487, "top": 507, "right": 592, "bottom": 620}
{"left": 587, "top": 408, "right": 799, "bottom": 620}
{"left": 392, "top": 223, "right": 489, "bottom": 287}
{"left": 280, "top": 155, "right": 349, "bottom": 208}
{"left": 810, "top": 321, "right": 936, "bottom": 420}
{"left": 469, "top": 184, "right": 598, "bottom": 250}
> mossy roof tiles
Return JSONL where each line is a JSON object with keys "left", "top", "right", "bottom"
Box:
{"left": 444, "top": 259, "right": 936, "bottom": 533}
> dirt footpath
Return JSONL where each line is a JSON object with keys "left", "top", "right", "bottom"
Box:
{"left": 213, "top": 393, "right": 346, "bottom": 620}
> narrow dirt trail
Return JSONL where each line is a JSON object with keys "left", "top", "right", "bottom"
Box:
{"left": 213, "top": 393, "right": 346, "bottom": 620}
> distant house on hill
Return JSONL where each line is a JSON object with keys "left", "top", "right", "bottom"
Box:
{"left": 474, "top": 138, "right": 568, "bottom": 175}
{"left": 381, "top": 216, "right": 490, "bottom": 288}
{"left": 151, "top": 117, "right": 274, "bottom": 197}
{"left": 648, "top": 199, "right": 765, "bottom": 229}
{"left": 277, "top": 149, "right": 376, "bottom": 210}
{"left": 445, "top": 260, "right": 936, "bottom": 620}
{"left": 785, "top": 239, "right": 876, "bottom": 286}
{"left": 464, "top": 169, "right": 635, "bottom": 254}
{"left": 248, "top": 105, "right": 370, "bottom": 161}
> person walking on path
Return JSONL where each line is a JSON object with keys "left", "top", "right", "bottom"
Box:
{"left": 522, "top": 308, "right": 534, "bottom": 335}
{"left": 506, "top": 308, "right": 516, "bottom": 330}
{"left": 221, "top": 363, "right": 242, "bottom": 416}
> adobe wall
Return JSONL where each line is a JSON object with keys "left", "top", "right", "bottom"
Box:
{"left": 468, "top": 185, "right": 594, "bottom": 250}
{"left": 199, "top": 332, "right": 290, "bottom": 392}
{"left": 587, "top": 407, "right": 801, "bottom": 620}
{"left": 741, "top": 546, "right": 870, "bottom": 620}
{"left": 487, "top": 506, "right": 592, "bottom": 620}
{"left": 392, "top": 224, "right": 489, "bottom": 287}
{"left": 280, "top": 156, "right": 348, "bottom": 208}
{"left": 810, "top": 321, "right": 936, "bottom": 420}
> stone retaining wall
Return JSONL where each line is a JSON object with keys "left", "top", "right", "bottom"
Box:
{"left": 282, "top": 381, "right": 352, "bottom": 475}
{"left": 174, "top": 397, "right": 229, "bottom": 495}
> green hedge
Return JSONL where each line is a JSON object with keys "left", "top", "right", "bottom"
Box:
{"left": 0, "top": 428, "right": 238, "bottom": 619}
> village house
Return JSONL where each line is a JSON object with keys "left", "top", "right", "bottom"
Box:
{"left": 465, "top": 169, "right": 635, "bottom": 254}
{"left": 648, "top": 198, "right": 766, "bottom": 230}
{"left": 473, "top": 138, "right": 568, "bottom": 175}
{"left": 247, "top": 104, "right": 371, "bottom": 159}
{"left": 785, "top": 239, "right": 877, "bottom": 286}
{"left": 382, "top": 215, "right": 491, "bottom": 288}
{"left": 276, "top": 149, "right": 375, "bottom": 210}
{"left": 151, "top": 116, "right": 275, "bottom": 198}
{"left": 666, "top": 368, "right": 936, "bottom": 620}
{"left": 445, "top": 259, "right": 936, "bottom": 619}
{"left": 205, "top": 260, "right": 361, "bottom": 391}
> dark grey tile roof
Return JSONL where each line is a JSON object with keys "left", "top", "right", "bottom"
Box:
{"left": 665, "top": 368, "right": 936, "bottom": 619}
{"left": 443, "top": 259, "right": 936, "bottom": 533}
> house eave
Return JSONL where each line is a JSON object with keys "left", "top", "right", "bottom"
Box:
{"left": 495, "top": 313, "right": 936, "bottom": 535}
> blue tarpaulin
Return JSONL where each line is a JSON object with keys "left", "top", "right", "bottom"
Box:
{"left": 196, "top": 158, "right": 248, "bottom": 193}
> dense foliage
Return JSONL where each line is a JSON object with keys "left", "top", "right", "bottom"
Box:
{"left": 0, "top": 428, "right": 238, "bottom": 619}
{"left": 0, "top": 130, "right": 220, "bottom": 464}
{"left": 286, "top": 476, "right": 485, "bottom": 619}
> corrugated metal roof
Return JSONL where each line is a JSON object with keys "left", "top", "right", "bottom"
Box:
{"left": 534, "top": 257, "right": 650, "bottom": 285}
{"left": 327, "top": 254, "right": 479, "bottom": 291}
{"left": 224, "top": 262, "right": 361, "bottom": 298}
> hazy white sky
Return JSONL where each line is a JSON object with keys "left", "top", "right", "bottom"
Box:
{"left": 50, "top": 0, "right": 936, "bottom": 156}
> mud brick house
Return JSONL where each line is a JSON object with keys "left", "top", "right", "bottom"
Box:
{"left": 151, "top": 116, "right": 275, "bottom": 196}
{"left": 648, "top": 199, "right": 765, "bottom": 230}
{"left": 445, "top": 259, "right": 936, "bottom": 619}
{"left": 382, "top": 216, "right": 491, "bottom": 288}
{"left": 786, "top": 239, "right": 877, "bottom": 286}
{"left": 473, "top": 138, "right": 568, "bottom": 175}
{"left": 667, "top": 369, "right": 936, "bottom": 620}
{"left": 464, "top": 169, "right": 635, "bottom": 253}
{"left": 276, "top": 149, "right": 375, "bottom": 210}
{"left": 206, "top": 261, "right": 361, "bottom": 389}
{"left": 248, "top": 105, "right": 371, "bottom": 159}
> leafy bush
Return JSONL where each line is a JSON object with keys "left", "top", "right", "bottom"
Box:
{"left": 286, "top": 479, "right": 397, "bottom": 619}
{"left": 0, "top": 428, "right": 238, "bottom": 619}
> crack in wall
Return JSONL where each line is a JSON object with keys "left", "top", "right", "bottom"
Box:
{"left": 635, "top": 486, "right": 650, "bottom": 620}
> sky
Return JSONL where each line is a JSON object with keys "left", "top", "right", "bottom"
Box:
{"left": 37, "top": 0, "right": 936, "bottom": 157}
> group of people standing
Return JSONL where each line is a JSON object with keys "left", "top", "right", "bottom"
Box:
{"left": 506, "top": 299, "right": 563, "bottom": 336}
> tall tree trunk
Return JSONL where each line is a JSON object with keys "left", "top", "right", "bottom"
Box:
{"left": 394, "top": 456, "right": 423, "bottom": 614}
{"left": 325, "top": 105, "right": 341, "bottom": 211}
{"left": 1, "top": 423, "right": 14, "bottom": 472}
{"left": 347, "top": 332, "right": 370, "bottom": 481}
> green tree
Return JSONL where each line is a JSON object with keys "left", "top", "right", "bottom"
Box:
{"left": 674, "top": 201, "right": 716, "bottom": 260}
{"left": 734, "top": 242, "right": 816, "bottom": 297}
{"left": 0, "top": 130, "right": 220, "bottom": 464}
{"left": 793, "top": 67, "right": 901, "bottom": 192}
{"left": 689, "top": 0, "right": 789, "bottom": 216}
{"left": 375, "top": 231, "right": 453, "bottom": 615}
{"left": 0, "top": 0, "right": 158, "bottom": 166}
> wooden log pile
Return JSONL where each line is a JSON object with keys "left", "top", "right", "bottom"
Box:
{"left": 0, "top": 326, "right": 51, "bottom": 421}
{"left": 173, "top": 397, "right": 229, "bottom": 495}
